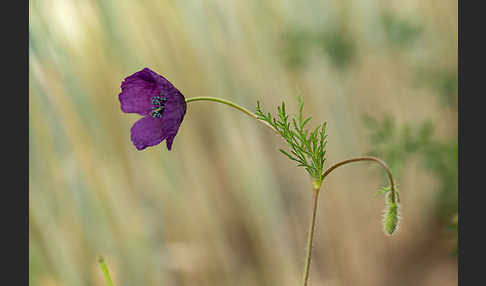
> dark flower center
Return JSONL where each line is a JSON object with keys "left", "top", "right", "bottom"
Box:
{"left": 150, "top": 95, "right": 168, "bottom": 118}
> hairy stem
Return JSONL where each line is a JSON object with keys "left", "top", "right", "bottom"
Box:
{"left": 185, "top": 96, "right": 278, "bottom": 134}
{"left": 322, "top": 156, "right": 397, "bottom": 202}
{"left": 302, "top": 185, "right": 320, "bottom": 286}
{"left": 98, "top": 256, "right": 115, "bottom": 286}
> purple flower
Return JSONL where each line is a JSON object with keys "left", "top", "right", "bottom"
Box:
{"left": 118, "top": 68, "right": 187, "bottom": 151}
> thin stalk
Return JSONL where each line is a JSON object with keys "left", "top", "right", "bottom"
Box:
{"left": 98, "top": 256, "right": 115, "bottom": 286}
{"left": 302, "top": 156, "right": 397, "bottom": 285}
{"left": 185, "top": 96, "right": 279, "bottom": 134}
{"left": 322, "top": 156, "right": 397, "bottom": 202}
{"left": 302, "top": 185, "right": 320, "bottom": 286}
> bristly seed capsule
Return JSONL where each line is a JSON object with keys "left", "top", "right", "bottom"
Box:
{"left": 150, "top": 94, "right": 168, "bottom": 118}
{"left": 383, "top": 191, "right": 400, "bottom": 236}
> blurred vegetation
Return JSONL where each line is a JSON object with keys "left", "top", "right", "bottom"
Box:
{"left": 30, "top": 0, "right": 457, "bottom": 286}
{"left": 381, "top": 11, "right": 423, "bottom": 49}
{"left": 415, "top": 68, "right": 458, "bottom": 107}
{"left": 364, "top": 116, "right": 457, "bottom": 223}
{"left": 281, "top": 26, "right": 356, "bottom": 70}
{"left": 319, "top": 28, "right": 356, "bottom": 70}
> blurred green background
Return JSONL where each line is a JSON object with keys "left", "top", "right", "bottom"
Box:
{"left": 29, "top": 0, "right": 457, "bottom": 285}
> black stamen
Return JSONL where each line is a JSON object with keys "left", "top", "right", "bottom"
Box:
{"left": 151, "top": 95, "right": 167, "bottom": 118}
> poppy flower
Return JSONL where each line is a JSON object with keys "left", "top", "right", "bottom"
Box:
{"left": 118, "top": 68, "right": 187, "bottom": 150}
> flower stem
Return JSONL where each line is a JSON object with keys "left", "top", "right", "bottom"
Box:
{"left": 302, "top": 185, "right": 320, "bottom": 286}
{"left": 98, "top": 256, "right": 115, "bottom": 286}
{"left": 302, "top": 156, "right": 397, "bottom": 285}
{"left": 321, "top": 156, "right": 397, "bottom": 202}
{"left": 185, "top": 96, "right": 278, "bottom": 134}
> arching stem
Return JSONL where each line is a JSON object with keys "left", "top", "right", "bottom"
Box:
{"left": 185, "top": 98, "right": 397, "bottom": 285}
{"left": 185, "top": 96, "right": 278, "bottom": 134}
{"left": 302, "top": 156, "right": 397, "bottom": 286}
{"left": 322, "top": 156, "right": 397, "bottom": 202}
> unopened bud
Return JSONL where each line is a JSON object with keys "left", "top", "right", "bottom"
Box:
{"left": 383, "top": 192, "right": 400, "bottom": 235}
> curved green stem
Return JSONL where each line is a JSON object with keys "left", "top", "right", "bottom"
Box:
{"left": 322, "top": 156, "right": 397, "bottom": 202}
{"left": 185, "top": 96, "right": 278, "bottom": 134}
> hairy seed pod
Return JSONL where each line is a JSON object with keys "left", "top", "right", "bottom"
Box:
{"left": 383, "top": 192, "right": 400, "bottom": 235}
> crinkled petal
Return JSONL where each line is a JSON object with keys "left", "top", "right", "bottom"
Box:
{"left": 119, "top": 68, "right": 160, "bottom": 115}
{"left": 163, "top": 119, "right": 182, "bottom": 150}
{"left": 130, "top": 116, "right": 166, "bottom": 150}
{"left": 160, "top": 91, "right": 187, "bottom": 150}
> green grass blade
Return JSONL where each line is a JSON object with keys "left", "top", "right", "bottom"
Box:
{"left": 98, "top": 256, "right": 115, "bottom": 286}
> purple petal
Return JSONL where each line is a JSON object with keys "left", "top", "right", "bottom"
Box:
{"left": 161, "top": 91, "right": 187, "bottom": 150}
{"left": 130, "top": 116, "right": 166, "bottom": 150}
{"left": 162, "top": 119, "right": 182, "bottom": 150}
{"left": 121, "top": 68, "right": 187, "bottom": 151}
{"left": 119, "top": 68, "right": 160, "bottom": 115}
